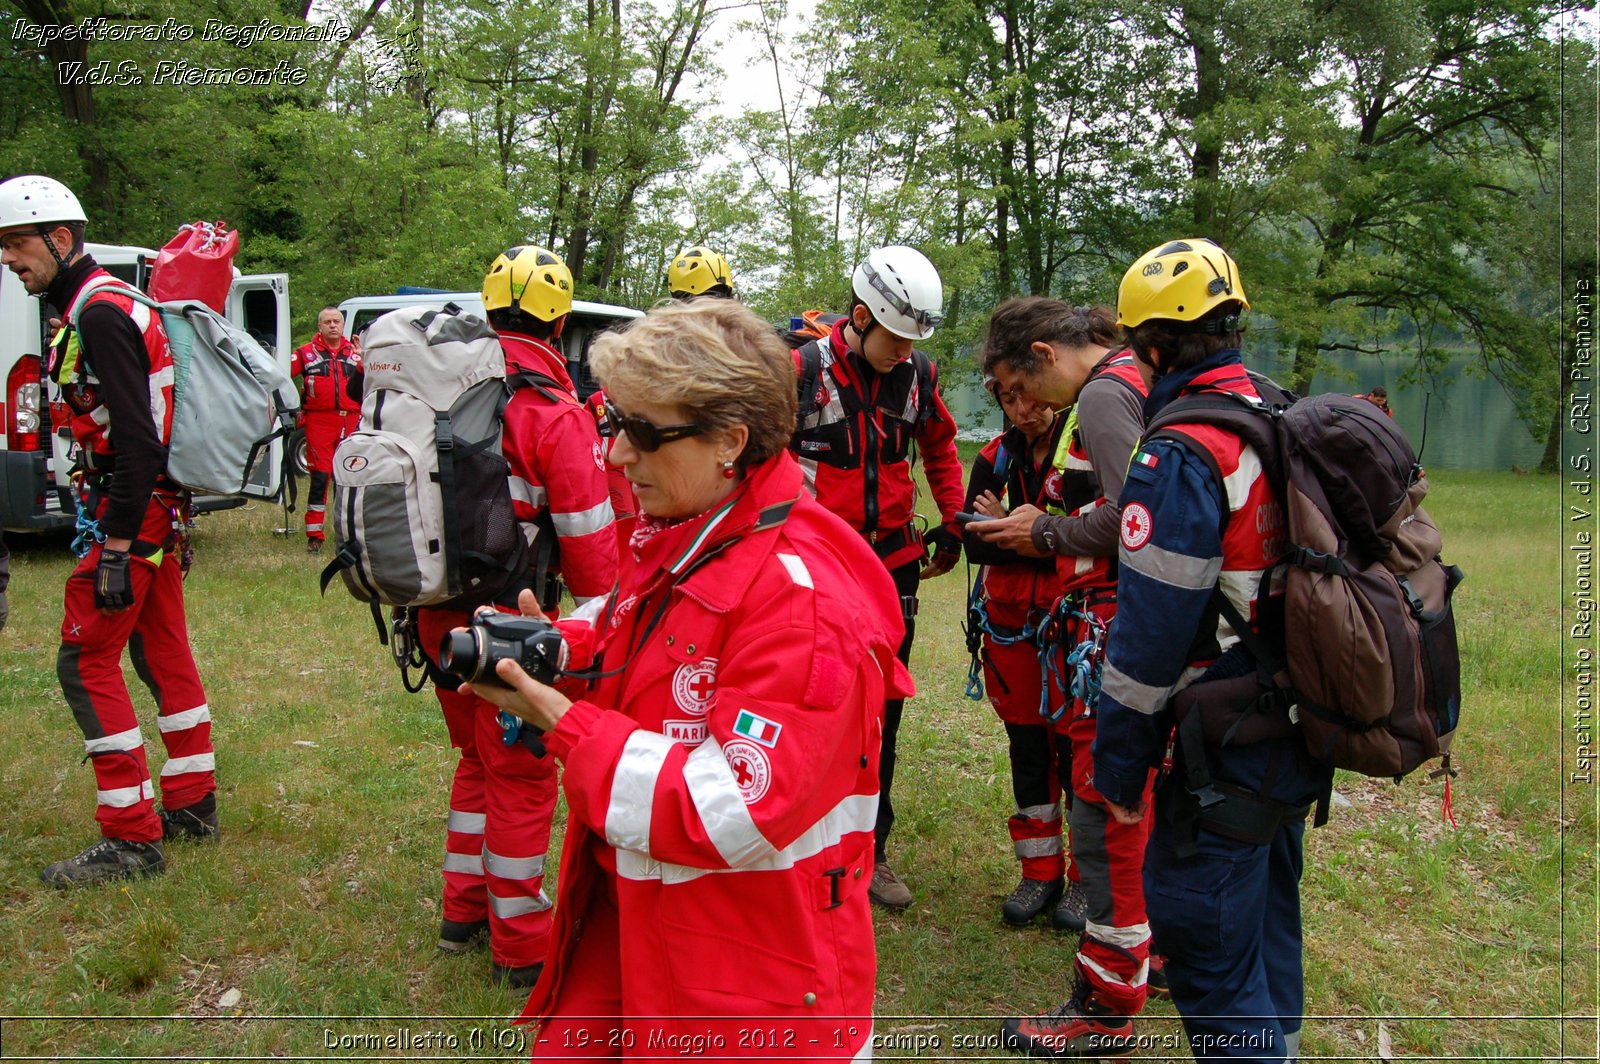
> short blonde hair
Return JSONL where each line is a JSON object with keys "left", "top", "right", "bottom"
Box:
{"left": 590, "top": 299, "right": 797, "bottom": 471}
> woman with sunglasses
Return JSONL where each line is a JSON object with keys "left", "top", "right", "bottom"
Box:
{"left": 462, "top": 297, "right": 911, "bottom": 1059}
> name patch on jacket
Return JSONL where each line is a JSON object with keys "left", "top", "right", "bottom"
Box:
{"left": 663, "top": 720, "right": 708, "bottom": 747}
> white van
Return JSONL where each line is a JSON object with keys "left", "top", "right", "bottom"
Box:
{"left": 0, "top": 243, "right": 291, "bottom": 531}
{"left": 337, "top": 290, "right": 643, "bottom": 400}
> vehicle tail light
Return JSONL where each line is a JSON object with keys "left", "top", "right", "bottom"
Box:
{"left": 7, "top": 355, "right": 43, "bottom": 451}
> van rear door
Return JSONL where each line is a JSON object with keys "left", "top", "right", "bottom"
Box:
{"left": 225, "top": 273, "right": 291, "bottom": 499}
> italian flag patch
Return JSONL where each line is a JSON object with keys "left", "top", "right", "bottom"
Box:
{"left": 1134, "top": 450, "right": 1159, "bottom": 469}
{"left": 732, "top": 709, "right": 782, "bottom": 748}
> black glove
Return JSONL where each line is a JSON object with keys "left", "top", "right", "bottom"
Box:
{"left": 94, "top": 549, "right": 135, "bottom": 612}
{"left": 926, "top": 526, "right": 963, "bottom": 565}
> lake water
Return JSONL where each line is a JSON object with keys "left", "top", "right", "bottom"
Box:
{"left": 942, "top": 351, "right": 1548, "bottom": 472}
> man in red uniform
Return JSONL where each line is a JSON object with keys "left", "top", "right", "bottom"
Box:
{"left": 416, "top": 245, "right": 618, "bottom": 988}
{"left": 291, "top": 306, "right": 362, "bottom": 552}
{"left": 0, "top": 175, "right": 217, "bottom": 886}
{"left": 788, "top": 245, "right": 966, "bottom": 911}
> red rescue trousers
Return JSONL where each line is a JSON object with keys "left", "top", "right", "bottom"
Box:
{"left": 57, "top": 494, "right": 213, "bottom": 842}
{"left": 1061, "top": 597, "right": 1156, "bottom": 1017}
{"left": 302, "top": 409, "right": 359, "bottom": 541}
{"left": 985, "top": 636, "right": 1077, "bottom": 883}
{"left": 417, "top": 608, "right": 558, "bottom": 970}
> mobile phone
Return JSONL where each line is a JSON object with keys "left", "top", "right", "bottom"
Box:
{"left": 956, "top": 512, "right": 997, "bottom": 525}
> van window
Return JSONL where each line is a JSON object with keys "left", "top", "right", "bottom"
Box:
{"left": 241, "top": 289, "right": 279, "bottom": 350}
{"left": 349, "top": 309, "right": 383, "bottom": 339}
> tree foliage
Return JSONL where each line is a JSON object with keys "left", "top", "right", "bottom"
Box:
{"left": 0, "top": 0, "right": 1575, "bottom": 447}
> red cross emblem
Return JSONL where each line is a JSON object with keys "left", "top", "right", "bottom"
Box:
{"left": 722, "top": 740, "right": 771, "bottom": 803}
{"left": 1120, "top": 502, "right": 1154, "bottom": 551}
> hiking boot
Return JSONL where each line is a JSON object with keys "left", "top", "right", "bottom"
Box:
{"left": 999, "top": 988, "right": 1136, "bottom": 1059}
{"left": 1002, "top": 876, "right": 1064, "bottom": 926}
{"left": 1051, "top": 877, "right": 1089, "bottom": 932}
{"left": 490, "top": 960, "right": 543, "bottom": 989}
{"left": 159, "top": 793, "right": 219, "bottom": 843}
{"left": 41, "top": 838, "right": 166, "bottom": 888}
{"left": 306, "top": 538, "right": 323, "bottom": 554}
{"left": 1146, "top": 953, "right": 1169, "bottom": 999}
{"left": 868, "top": 862, "right": 913, "bottom": 911}
{"left": 438, "top": 917, "right": 490, "bottom": 953}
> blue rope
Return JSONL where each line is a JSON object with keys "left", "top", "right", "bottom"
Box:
{"left": 70, "top": 480, "right": 105, "bottom": 559}
{"left": 964, "top": 594, "right": 1044, "bottom": 702}
{"left": 1035, "top": 600, "right": 1108, "bottom": 723}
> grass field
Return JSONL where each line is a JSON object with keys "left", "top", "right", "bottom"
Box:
{"left": 0, "top": 469, "right": 1590, "bottom": 1061}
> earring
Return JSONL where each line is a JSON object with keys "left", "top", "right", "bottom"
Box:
{"left": 721, "top": 460, "right": 736, "bottom": 479}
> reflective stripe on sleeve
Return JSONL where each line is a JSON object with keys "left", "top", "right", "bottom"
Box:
{"left": 613, "top": 791, "right": 877, "bottom": 884}
{"left": 507, "top": 475, "right": 548, "bottom": 509}
{"left": 1120, "top": 541, "right": 1223, "bottom": 591}
{"left": 550, "top": 499, "right": 614, "bottom": 538}
{"left": 684, "top": 741, "right": 776, "bottom": 867}
{"left": 1100, "top": 661, "right": 1171, "bottom": 715}
{"left": 605, "top": 730, "right": 675, "bottom": 852}
{"left": 448, "top": 809, "right": 486, "bottom": 834}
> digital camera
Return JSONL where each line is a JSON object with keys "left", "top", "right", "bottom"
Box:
{"left": 438, "top": 613, "right": 565, "bottom": 690}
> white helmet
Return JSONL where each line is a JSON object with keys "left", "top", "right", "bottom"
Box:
{"left": 852, "top": 245, "right": 944, "bottom": 340}
{"left": 0, "top": 175, "right": 87, "bottom": 234}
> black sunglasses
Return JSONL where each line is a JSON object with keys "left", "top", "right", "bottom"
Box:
{"left": 600, "top": 399, "right": 707, "bottom": 452}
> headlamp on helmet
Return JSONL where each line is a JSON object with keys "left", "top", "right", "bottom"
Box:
{"left": 851, "top": 246, "right": 944, "bottom": 341}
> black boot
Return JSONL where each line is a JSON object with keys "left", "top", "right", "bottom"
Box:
{"left": 490, "top": 960, "right": 543, "bottom": 989}
{"left": 438, "top": 918, "right": 490, "bottom": 953}
{"left": 159, "top": 793, "right": 219, "bottom": 843}
{"left": 41, "top": 838, "right": 166, "bottom": 888}
{"left": 1002, "top": 876, "right": 1065, "bottom": 926}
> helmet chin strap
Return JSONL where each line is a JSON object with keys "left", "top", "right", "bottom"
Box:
{"left": 36, "top": 224, "right": 70, "bottom": 273}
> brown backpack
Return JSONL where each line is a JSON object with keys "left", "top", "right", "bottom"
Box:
{"left": 1148, "top": 383, "right": 1464, "bottom": 782}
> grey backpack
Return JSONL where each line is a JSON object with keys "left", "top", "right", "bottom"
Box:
{"left": 67, "top": 277, "right": 299, "bottom": 498}
{"left": 320, "top": 303, "right": 527, "bottom": 612}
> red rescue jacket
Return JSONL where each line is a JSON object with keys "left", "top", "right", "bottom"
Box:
{"left": 499, "top": 333, "right": 618, "bottom": 603}
{"left": 788, "top": 320, "right": 966, "bottom": 570}
{"left": 525, "top": 452, "right": 912, "bottom": 1056}
{"left": 291, "top": 334, "right": 362, "bottom": 415}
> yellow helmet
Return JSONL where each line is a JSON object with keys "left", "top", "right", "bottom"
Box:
{"left": 483, "top": 246, "right": 572, "bottom": 322}
{"left": 667, "top": 246, "right": 733, "bottom": 298}
{"left": 1116, "top": 238, "right": 1248, "bottom": 329}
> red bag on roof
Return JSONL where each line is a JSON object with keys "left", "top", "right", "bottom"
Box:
{"left": 149, "top": 220, "right": 238, "bottom": 312}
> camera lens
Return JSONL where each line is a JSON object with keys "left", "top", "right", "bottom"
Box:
{"left": 439, "top": 630, "right": 481, "bottom": 679}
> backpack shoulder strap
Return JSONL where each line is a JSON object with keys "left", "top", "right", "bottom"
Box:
{"left": 508, "top": 369, "right": 568, "bottom": 405}
{"left": 795, "top": 340, "right": 825, "bottom": 416}
{"left": 911, "top": 348, "right": 937, "bottom": 425}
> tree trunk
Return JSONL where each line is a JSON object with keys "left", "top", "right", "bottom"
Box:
{"left": 1183, "top": 0, "right": 1223, "bottom": 234}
